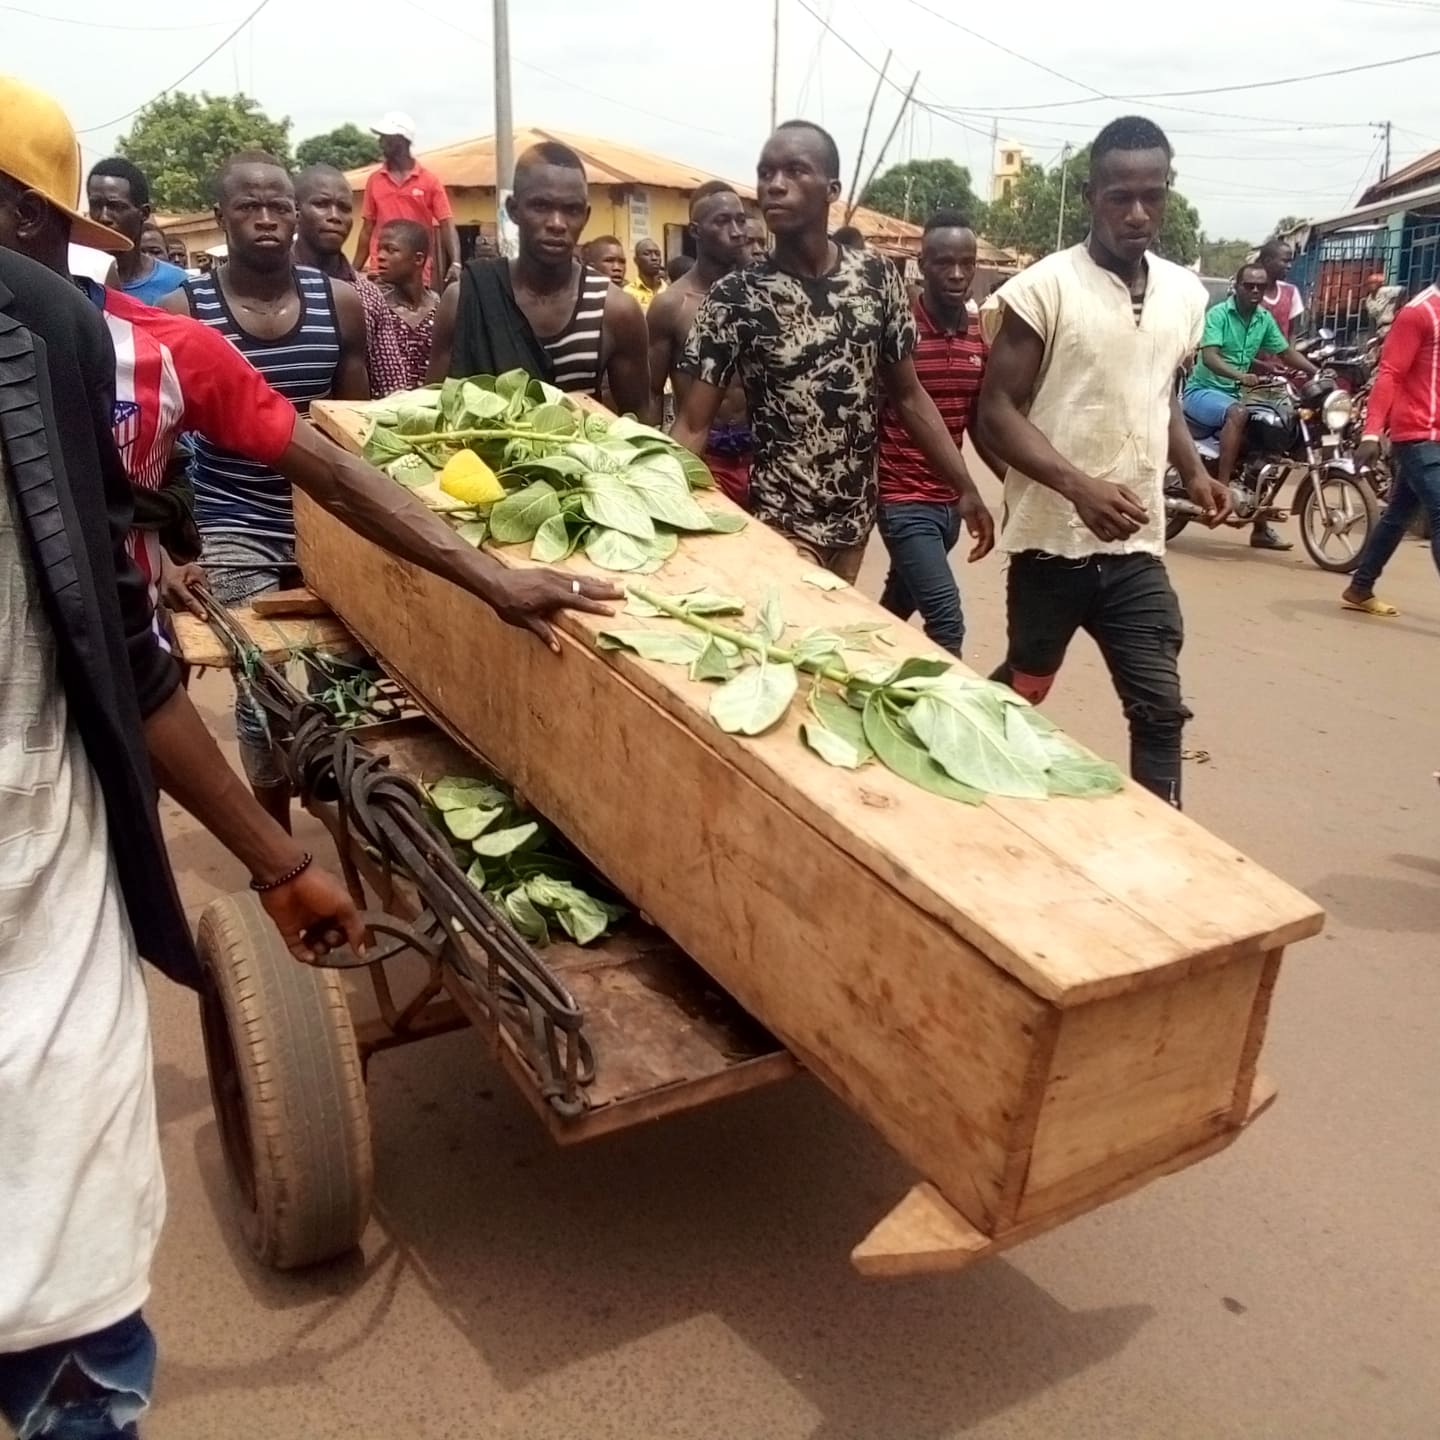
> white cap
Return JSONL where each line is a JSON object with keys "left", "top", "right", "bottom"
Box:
{"left": 371, "top": 111, "right": 418, "bottom": 143}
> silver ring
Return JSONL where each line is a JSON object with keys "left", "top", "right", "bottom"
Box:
{"left": 571, "top": 579, "right": 581, "bottom": 594}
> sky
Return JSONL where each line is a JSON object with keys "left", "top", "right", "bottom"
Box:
{"left": 10, "top": 0, "right": 1440, "bottom": 243}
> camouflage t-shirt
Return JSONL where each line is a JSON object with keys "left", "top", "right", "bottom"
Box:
{"left": 681, "top": 248, "right": 917, "bottom": 546}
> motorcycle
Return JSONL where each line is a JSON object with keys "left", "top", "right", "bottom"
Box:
{"left": 1165, "top": 371, "right": 1380, "bottom": 573}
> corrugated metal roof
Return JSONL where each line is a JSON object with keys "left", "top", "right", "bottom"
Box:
{"left": 1360, "top": 146, "right": 1440, "bottom": 206}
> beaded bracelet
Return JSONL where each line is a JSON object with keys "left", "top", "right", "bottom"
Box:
{"left": 249, "top": 852, "right": 313, "bottom": 893}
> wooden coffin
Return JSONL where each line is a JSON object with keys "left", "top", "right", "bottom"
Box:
{"left": 301, "top": 400, "right": 1324, "bottom": 1274}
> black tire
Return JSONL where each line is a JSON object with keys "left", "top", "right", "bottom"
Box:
{"left": 1165, "top": 513, "right": 1191, "bottom": 543}
{"left": 1296, "top": 472, "right": 1379, "bottom": 574}
{"left": 197, "top": 892, "right": 373, "bottom": 1269}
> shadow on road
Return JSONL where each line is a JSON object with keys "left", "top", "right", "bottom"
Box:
{"left": 177, "top": 1063, "right": 1152, "bottom": 1438}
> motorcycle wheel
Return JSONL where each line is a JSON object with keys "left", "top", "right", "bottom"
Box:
{"left": 1165, "top": 513, "right": 1191, "bottom": 543}
{"left": 1295, "top": 473, "right": 1379, "bottom": 573}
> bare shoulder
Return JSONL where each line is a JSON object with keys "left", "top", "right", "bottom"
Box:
{"left": 604, "top": 283, "right": 648, "bottom": 339}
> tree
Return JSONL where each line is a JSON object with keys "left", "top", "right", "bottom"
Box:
{"left": 296, "top": 123, "right": 380, "bottom": 173}
{"left": 116, "top": 91, "right": 292, "bottom": 212}
{"left": 862, "top": 158, "right": 987, "bottom": 231}
{"left": 1198, "top": 235, "right": 1256, "bottom": 277}
{"left": 1273, "top": 215, "right": 1308, "bottom": 236}
{"left": 985, "top": 146, "right": 1204, "bottom": 266}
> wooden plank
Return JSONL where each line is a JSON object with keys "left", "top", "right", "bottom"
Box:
{"left": 309, "top": 400, "right": 1324, "bottom": 1007}
{"left": 250, "top": 586, "right": 331, "bottom": 618}
{"left": 1016, "top": 953, "right": 1266, "bottom": 1223}
{"left": 170, "top": 605, "right": 353, "bottom": 670}
{"left": 852, "top": 1072, "right": 1278, "bottom": 1278}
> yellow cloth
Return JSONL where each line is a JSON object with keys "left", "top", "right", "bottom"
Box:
{"left": 624, "top": 275, "right": 665, "bottom": 310}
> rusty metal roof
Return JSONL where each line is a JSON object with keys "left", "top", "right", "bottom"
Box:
{"left": 1360, "top": 146, "right": 1440, "bottom": 206}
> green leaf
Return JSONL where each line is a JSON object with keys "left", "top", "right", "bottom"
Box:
{"left": 834, "top": 621, "right": 893, "bottom": 651}
{"left": 584, "top": 411, "right": 612, "bottom": 441}
{"left": 606, "top": 415, "right": 671, "bottom": 444}
{"left": 526, "top": 378, "right": 568, "bottom": 407}
{"left": 465, "top": 857, "right": 487, "bottom": 891}
{"left": 472, "top": 821, "right": 541, "bottom": 858}
{"left": 557, "top": 891, "right": 614, "bottom": 945}
{"left": 567, "top": 443, "right": 615, "bottom": 474}
{"left": 757, "top": 588, "right": 785, "bottom": 644}
{"left": 460, "top": 382, "right": 509, "bottom": 422}
{"left": 675, "top": 447, "right": 716, "bottom": 490}
{"left": 800, "top": 721, "right": 866, "bottom": 769}
{"left": 584, "top": 526, "right": 651, "bottom": 572}
{"left": 427, "top": 777, "right": 508, "bottom": 812}
{"left": 395, "top": 401, "right": 441, "bottom": 434}
{"left": 384, "top": 453, "right": 437, "bottom": 488}
{"left": 595, "top": 629, "right": 705, "bottom": 665}
{"left": 643, "top": 528, "right": 678, "bottom": 561}
{"left": 1045, "top": 753, "right": 1126, "bottom": 798}
{"left": 791, "top": 628, "right": 845, "bottom": 668}
{"left": 881, "top": 656, "right": 955, "bottom": 685}
{"left": 529, "top": 402, "right": 578, "bottom": 436}
{"left": 802, "top": 568, "right": 849, "bottom": 591}
{"left": 455, "top": 519, "right": 488, "bottom": 547}
{"left": 689, "top": 637, "right": 739, "bottom": 681}
{"left": 580, "top": 476, "right": 656, "bottom": 540}
{"left": 626, "top": 458, "right": 712, "bottom": 529}
{"left": 488, "top": 480, "right": 560, "bottom": 544}
{"left": 503, "top": 886, "right": 549, "bottom": 944}
{"left": 709, "top": 661, "right": 797, "bottom": 735}
{"left": 443, "top": 804, "right": 505, "bottom": 841}
{"left": 907, "top": 691, "right": 1049, "bottom": 799}
{"left": 808, "top": 687, "right": 873, "bottom": 757}
{"left": 702, "top": 508, "right": 747, "bottom": 533}
{"left": 508, "top": 452, "right": 586, "bottom": 483}
{"left": 361, "top": 425, "right": 413, "bottom": 465}
{"left": 440, "top": 376, "right": 466, "bottom": 426}
{"left": 530, "top": 512, "right": 573, "bottom": 563}
{"left": 862, "top": 693, "right": 984, "bottom": 802}
{"left": 680, "top": 589, "right": 746, "bottom": 617}
{"left": 495, "top": 368, "right": 530, "bottom": 400}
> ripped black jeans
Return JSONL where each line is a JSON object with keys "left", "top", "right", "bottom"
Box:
{"left": 990, "top": 551, "right": 1192, "bottom": 807}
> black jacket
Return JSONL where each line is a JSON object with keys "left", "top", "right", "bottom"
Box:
{"left": 0, "top": 250, "right": 199, "bottom": 990}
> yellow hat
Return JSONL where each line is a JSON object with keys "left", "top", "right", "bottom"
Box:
{"left": 0, "top": 76, "right": 131, "bottom": 253}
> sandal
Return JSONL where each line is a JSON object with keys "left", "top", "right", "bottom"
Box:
{"left": 1341, "top": 593, "right": 1399, "bottom": 616}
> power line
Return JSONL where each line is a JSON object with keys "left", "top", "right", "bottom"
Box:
{"left": 75, "top": 0, "right": 272, "bottom": 134}
{"left": 950, "top": 45, "right": 1440, "bottom": 111}
{"left": 0, "top": 2, "right": 230, "bottom": 29}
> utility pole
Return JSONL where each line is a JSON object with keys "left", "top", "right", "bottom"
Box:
{"left": 770, "top": 0, "right": 780, "bottom": 131}
{"left": 1055, "top": 142, "right": 1073, "bottom": 253}
{"left": 494, "top": 0, "right": 517, "bottom": 256}
{"left": 850, "top": 71, "right": 919, "bottom": 224}
{"left": 846, "top": 50, "right": 892, "bottom": 218}
{"left": 1381, "top": 119, "right": 1392, "bottom": 180}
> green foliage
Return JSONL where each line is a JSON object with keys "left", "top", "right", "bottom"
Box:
{"left": 862, "top": 158, "right": 987, "bottom": 231}
{"left": 116, "top": 91, "right": 292, "bottom": 212}
{"left": 424, "top": 777, "right": 625, "bottom": 947}
{"left": 358, "top": 373, "right": 747, "bottom": 573}
{"left": 1199, "top": 235, "right": 1256, "bottom": 278}
{"left": 295, "top": 123, "right": 380, "bottom": 173}
{"left": 986, "top": 145, "right": 1204, "bottom": 266}
{"left": 598, "top": 587, "right": 1127, "bottom": 806}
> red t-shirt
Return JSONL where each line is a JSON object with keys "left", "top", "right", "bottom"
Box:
{"left": 361, "top": 163, "right": 452, "bottom": 271}
{"left": 91, "top": 285, "right": 297, "bottom": 593}
{"left": 877, "top": 296, "right": 988, "bottom": 505}
{"left": 1365, "top": 285, "right": 1440, "bottom": 444}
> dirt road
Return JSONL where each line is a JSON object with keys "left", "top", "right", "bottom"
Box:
{"left": 143, "top": 524, "right": 1439, "bottom": 1440}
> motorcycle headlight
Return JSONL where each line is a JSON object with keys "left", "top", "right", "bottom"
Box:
{"left": 1323, "top": 392, "right": 1353, "bottom": 432}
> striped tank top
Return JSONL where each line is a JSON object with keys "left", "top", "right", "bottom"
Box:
{"left": 184, "top": 266, "right": 340, "bottom": 542}
{"left": 540, "top": 266, "right": 608, "bottom": 396}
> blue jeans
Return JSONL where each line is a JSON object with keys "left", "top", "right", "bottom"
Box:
{"left": 0, "top": 1311, "right": 154, "bottom": 1439}
{"left": 1351, "top": 440, "right": 1440, "bottom": 595}
{"left": 878, "top": 500, "right": 965, "bottom": 657}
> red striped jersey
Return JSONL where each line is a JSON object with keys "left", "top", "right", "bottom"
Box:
{"left": 81, "top": 282, "right": 297, "bottom": 595}
{"left": 877, "top": 295, "right": 988, "bottom": 505}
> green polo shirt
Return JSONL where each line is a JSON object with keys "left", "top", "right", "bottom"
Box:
{"left": 1186, "top": 297, "right": 1288, "bottom": 397}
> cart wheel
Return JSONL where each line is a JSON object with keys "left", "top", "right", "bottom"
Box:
{"left": 197, "top": 892, "right": 373, "bottom": 1270}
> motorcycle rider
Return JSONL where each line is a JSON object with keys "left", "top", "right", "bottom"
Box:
{"left": 1181, "top": 261, "right": 1318, "bottom": 550}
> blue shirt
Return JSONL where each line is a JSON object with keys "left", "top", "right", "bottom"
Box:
{"left": 120, "top": 258, "right": 187, "bottom": 307}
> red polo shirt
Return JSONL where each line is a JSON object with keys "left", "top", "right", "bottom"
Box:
{"left": 877, "top": 295, "right": 988, "bottom": 504}
{"left": 361, "top": 162, "right": 453, "bottom": 268}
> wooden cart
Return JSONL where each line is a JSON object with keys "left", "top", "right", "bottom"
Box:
{"left": 177, "top": 602, "right": 798, "bottom": 1270}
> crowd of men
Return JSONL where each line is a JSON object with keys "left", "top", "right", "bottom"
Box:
{"left": 3, "top": 61, "right": 1440, "bottom": 1438}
